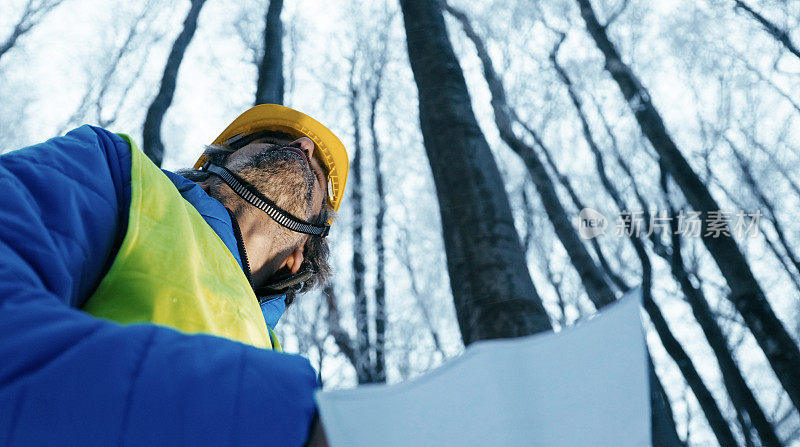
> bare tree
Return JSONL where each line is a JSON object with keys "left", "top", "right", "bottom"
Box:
{"left": 367, "top": 37, "right": 390, "bottom": 384}
{"left": 444, "top": 5, "right": 690, "bottom": 443}
{"left": 705, "top": 159, "right": 800, "bottom": 297}
{"left": 444, "top": 3, "right": 617, "bottom": 309}
{"left": 345, "top": 12, "right": 392, "bottom": 383}
{"left": 546, "top": 34, "right": 750, "bottom": 446}
{"left": 743, "top": 130, "right": 800, "bottom": 201}
{"left": 661, "top": 192, "right": 782, "bottom": 447}
{"left": 283, "top": 290, "right": 330, "bottom": 383}
{"left": 522, "top": 187, "right": 574, "bottom": 327}
{"left": 142, "top": 0, "right": 207, "bottom": 166}
{"left": 727, "top": 46, "right": 800, "bottom": 116}
{"left": 395, "top": 225, "right": 448, "bottom": 360}
{"left": 576, "top": 0, "right": 800, "bottom": 412}
{"left": 347, "top": 52, "right": 373, "bottom": 384}
{"left": 399, "top": 0, "right": 552, "bottom": 344}
{"left": 0, "top": 0, "right": 66, "bottom": 64}
{"left": 608, "top": 132, "right": 781, "bottom": 445}
{"left": 581, "top": 25, "right": 784, "bottom": 445}
{"left": 296, "top": 7, "right": 396, "bottom": 385}
{"left": 255, "top": 0, "right": 284, "bottom": 105}
{"left": 58, "top": 0, "right": 165, "bottom": 133}
{"left": 727, "top": 137, "right": 800, "bottom": 281}
{"left": 732, "top": 0, "right": 800, "bottom": 62}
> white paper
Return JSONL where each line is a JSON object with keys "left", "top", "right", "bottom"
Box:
{"left": 316, "top": 288, "right": 650, "bottom": 447}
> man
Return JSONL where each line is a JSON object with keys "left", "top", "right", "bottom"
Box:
{"left": 0, "top": 104, "right": 346, "bottom": 446}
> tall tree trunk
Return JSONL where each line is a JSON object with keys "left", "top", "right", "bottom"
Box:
{"left": 515, "top": 110, "right": 628, "bottom": 293}
{"left": 399, "top": 0, "right": 551, "bottom": 344}
{"left": 649, "top": 358, "right": 685, "bottom": 447}
{"left": 444, "top": 3, "right": 617, "bottom": 308}
{"left": 348, "top": 76, "right": 373, "bottom": 384}
{"left": 369, "top": 80, "right": 387, "bottom": 384}
{"left": 664, "top": 203, "right": 782, "bottom": 447}
{"left": 733, "top": 0, "right": 800, "bottom": 61}
{"left": 142, "top": 0, "right": 206, "bottom": 166}
{"left": 255, "top": 0, "right": 284, "bottom": 105}
{"left": 576, "top": 0, "right": 800, "bottom": 411}
{"left": 617, "top": 148, "right": 782, "bottom": 445}
{"left": 445, "top": 6, "right": 682, "bottom": 443}
{"left": 547, "top": 36, "right": 746, "bottom": 445}
{"left": 640, "top": 229, "right": 737, "bottom": 446}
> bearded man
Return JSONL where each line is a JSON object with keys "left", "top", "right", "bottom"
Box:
{"left": 0, "top": 104, "right": 346, "bottom": 446}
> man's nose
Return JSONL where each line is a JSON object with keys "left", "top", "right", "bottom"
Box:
{"left": 290, "top": 137, "right": 315, "bottom": 163}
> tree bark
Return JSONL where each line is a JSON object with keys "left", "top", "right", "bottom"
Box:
{"left": 255, "top": 0, "right": 284, "bottom": 105}
{"left": 142, "top": 0, "right": 206, "bottom": 166}
{"left": 576, "top": 0, "right": 800, "bottom": 411}
{"left": 399, "top": 0, "right": 551, "bottom": 344}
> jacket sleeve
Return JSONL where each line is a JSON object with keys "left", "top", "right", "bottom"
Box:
{"left": 0, "top": 126, "right": 318, "bottom": 446}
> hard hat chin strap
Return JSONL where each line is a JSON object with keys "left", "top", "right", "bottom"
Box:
{"left": 201, "top": 162, "right": 330, "bottom": 237}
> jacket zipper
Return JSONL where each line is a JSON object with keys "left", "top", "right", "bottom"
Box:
{"left": 225, "top": 208, "right": 255, "bottom": 288}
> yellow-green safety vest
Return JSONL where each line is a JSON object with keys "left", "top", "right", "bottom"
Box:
{"left": 83, "top": 135, "right": 281, "bottom": 351}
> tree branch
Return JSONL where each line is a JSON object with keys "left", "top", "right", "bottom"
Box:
{"left": 733, "top": 0, "right": 800, "bottom": 61}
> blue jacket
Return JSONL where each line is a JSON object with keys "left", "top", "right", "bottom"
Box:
{"left": 0, "top": 126, "right": 318, "bottom": 446}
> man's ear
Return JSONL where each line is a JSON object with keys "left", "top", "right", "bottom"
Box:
{"left": 282, "top": 247, "right": 305, "bottom": 274}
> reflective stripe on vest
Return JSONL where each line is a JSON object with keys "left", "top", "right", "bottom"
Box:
{"left": 83, "top": 134, "right": 275, "bottom": 350}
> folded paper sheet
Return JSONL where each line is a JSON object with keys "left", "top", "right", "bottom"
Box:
{"left": 316, "top": 288, "right": 649, "bottom": 447}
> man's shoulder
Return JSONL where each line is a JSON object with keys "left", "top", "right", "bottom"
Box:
{"left": 33, "top": 125, "right": 131, "bottom": 159}
{"left": 2, "top": 125, "right": 131, "bottom": 181}
{"left": 63, "top": 125, "right": 133, "bottom": 171}
{"left": 0, "top": 126, "right": 135, "bottom": 307}
{"left": 1, "top": 125, "right": 132, "bottom": 201}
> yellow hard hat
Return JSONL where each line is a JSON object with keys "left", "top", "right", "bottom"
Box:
{"left": 195, "top": 104, "right": 349, "bottom": 212}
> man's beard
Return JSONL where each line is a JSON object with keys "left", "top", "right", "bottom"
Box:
{"left": 237, "top": 145, "right": 317, "bottom": 220}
